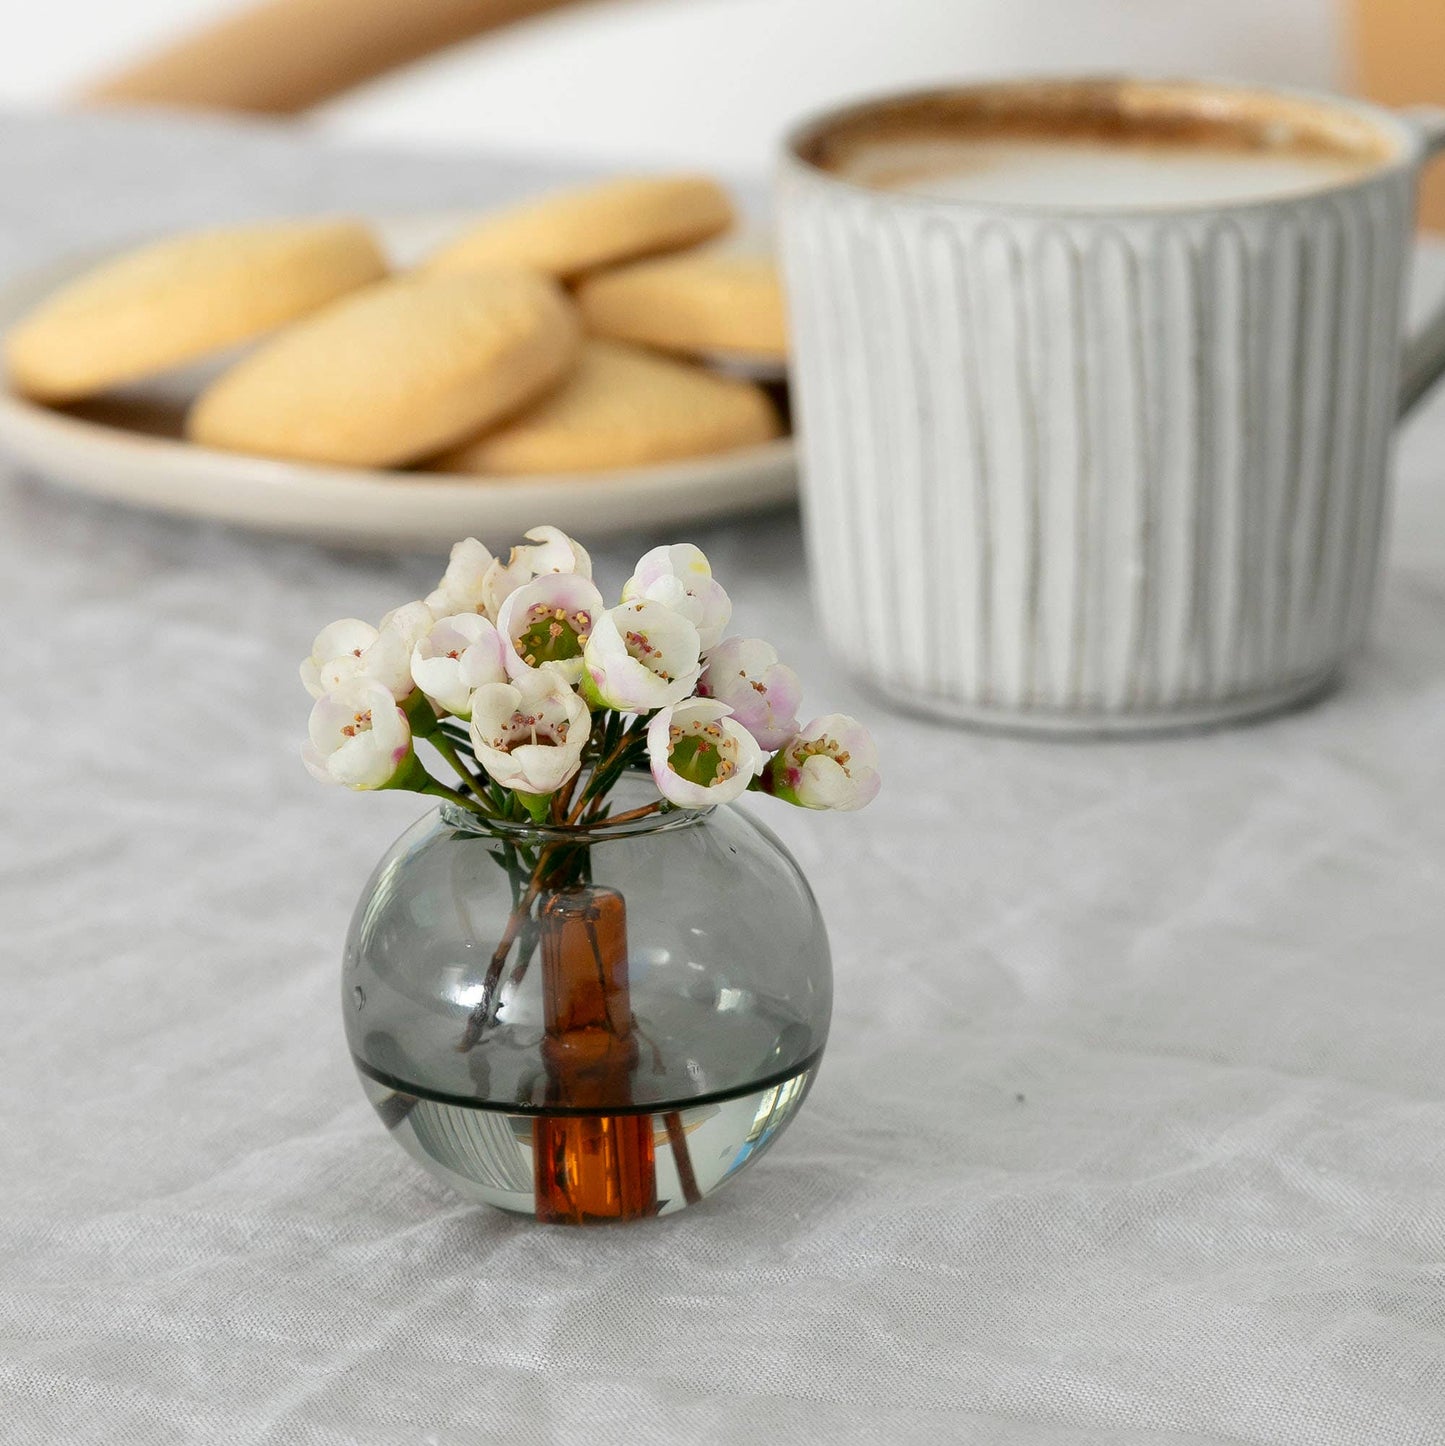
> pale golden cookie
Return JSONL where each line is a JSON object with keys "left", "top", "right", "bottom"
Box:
{"left": 6, "top": 220, "right": 388, "bottom": 403}
{"left": 425, "top": 176, "right": 734, "bottom": 281}
{"left": 576, "top": 251, "right": 788, "bottom": 363}
{"left": 187, "top": 271, "right": 582, "bottom": 468}
{"left": 435, "top": 339, "right": 782, "bottom": 475}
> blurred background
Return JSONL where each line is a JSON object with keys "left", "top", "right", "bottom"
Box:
{"left": 3, "top": 0, "right": 1350, "bottom": 175}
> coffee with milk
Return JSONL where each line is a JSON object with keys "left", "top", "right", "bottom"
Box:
{"left": 805, "top": 82, "right": 1387, "bottom": 209}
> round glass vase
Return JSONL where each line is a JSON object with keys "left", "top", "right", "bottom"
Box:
{"left": 344, "top": 774, "right": 831, "bottom": 1225}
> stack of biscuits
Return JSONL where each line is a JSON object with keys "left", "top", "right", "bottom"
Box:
{"left": 3, "top": 176, "right": 790, "bottom": 476}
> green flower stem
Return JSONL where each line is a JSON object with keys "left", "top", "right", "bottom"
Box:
{"left": 402, "top": 690, "right": 441, "bottom": 738}
{"left": 579, "top": 738, "right": 649, "bottom": 824}
{"left": 418, "top": 777, "right": 489, "bottom": 816}
{"left": 567, "top": 719, "right": 647, "bottom": 824}
{"left": 552, "top": 710, "right": 614, "bottom": 822}
{"left": 429, "top": 729, "right": 484, "bottom": 796}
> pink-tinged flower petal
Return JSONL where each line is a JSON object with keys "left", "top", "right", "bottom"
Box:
{"left": 496, "top": 573, "right": 605, "bottom": 684}
{"left": 515, "top": 524, "right": 591, "bottom": 579}
{"left": 627, "top": 542, "right": 712, "bottom": 592}
{"left": 467, "top": 671, "right": 590, "bottom": 796}
{"left": 410, "top": 613, "right": 509, "bottom": 718}
{"left": 583, "top": 600, "right": 702, "bottom": 712}
{"left": 646, "top": 698, "right": 764, "bottom": 809}
{"left": 425, "top": 537, "right": 495, "bottom": 617}
{"left": 304, "top": 677, "right": 415, "bottom": 791}
{"left": 622, "top": 543, "right": 731, "bottom": 650}
{"left": 768, "top": 714, "right": 880, "bottom": 811}
{"left": 481, "top": 525, "right": 592, "bottom": 620}
{"left": 697, "top": 636, "right": 801, "bottom": 751}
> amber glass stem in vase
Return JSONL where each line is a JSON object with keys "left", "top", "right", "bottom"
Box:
{"left": 533, "top": 885, "right": 658, "bottom": 1223}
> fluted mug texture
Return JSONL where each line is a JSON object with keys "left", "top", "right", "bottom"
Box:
{"left": 779, "top": 79, "right": 1445, "bottom": 735}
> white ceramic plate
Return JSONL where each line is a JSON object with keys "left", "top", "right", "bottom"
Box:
{"left": 0, "top": 215, "right": 796, "bottom": 549}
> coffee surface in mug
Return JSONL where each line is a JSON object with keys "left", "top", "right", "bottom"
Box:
{"left": 834, "top": 133, "right": 1374, "bottom": 208}
{"left": 807, "top": 83, "right": 1393, "bottom": 210}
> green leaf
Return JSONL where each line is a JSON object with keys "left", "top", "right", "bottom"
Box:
{"left": 402, "top": 692, "right": 441, "bottom": 739}
{"left": 515, "top": 791, "right": 552, "bottom": 824}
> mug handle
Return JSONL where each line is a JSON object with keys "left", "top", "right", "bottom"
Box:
{"left": 1398, "top": 106, "right": 1445, "bottom": 417}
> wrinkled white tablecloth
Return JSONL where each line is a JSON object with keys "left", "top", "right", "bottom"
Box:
{"left": 3, "top": 110, "right": 1445, "bottom": 1446}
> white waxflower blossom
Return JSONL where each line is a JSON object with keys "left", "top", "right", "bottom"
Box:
{"left": 300, "top": 618, "right": 377, "bottom": 699}
{"left": 646, "top": 699, "right": 763, "bottom": 809}
{"left": 583, "top": 599, "right": 702, "bottom": 712}
{"left": 302, "top": 677, "right": 417, "bottom": 790}
{"left": 767, "top": 714, "right": 880, "bottom": 811}
{"left": 622, "top": 542, "right": 731, "bottom": 651}
{"left": 424, "top": 537, "right": 495, "bottom": 617}
{"left": 361, "top": 601, "right": 435, "bottom": 699}
{"left": 697, "top": 637, "right": 802, "bottom": 751}
{"left": 410, "top": 613, "right": 509, "bottom": 718}
{"left": 467, "top": 671, "right": 590, "bottom": 796}
{"left": 480, "top": 525, "right": 592, "bottom": 620}
{"left": 496, "top": 572, "right": 604, "bottom": 685}
{"left": 300, "top": 600, "right": 433, "bottom": 701}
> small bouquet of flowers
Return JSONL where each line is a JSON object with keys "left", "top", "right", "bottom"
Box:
{"left": 303, "top": 527, "right": 876, "bottom": 1221}
{"left": 300, "top": 525, "right": 879, "bottom": 826}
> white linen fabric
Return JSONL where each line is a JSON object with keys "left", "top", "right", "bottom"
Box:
{"left": 3, "top": 111, "right": 1445, "bottom": 1446}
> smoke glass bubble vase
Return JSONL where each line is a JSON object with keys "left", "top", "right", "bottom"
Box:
{"left": 343, "top": 775, "right": 831, "bottom": 1224}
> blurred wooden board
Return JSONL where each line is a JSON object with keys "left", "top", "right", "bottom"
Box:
{"left": 83, "top": 0, "right": 588, "bottom": 115}
{"left": 1351, "top": 0, "right": 1445, "bottom": 230}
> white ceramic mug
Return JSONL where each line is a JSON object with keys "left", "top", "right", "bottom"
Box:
{"left": 778, "top": 78, "right": 1445, "bottom": 735}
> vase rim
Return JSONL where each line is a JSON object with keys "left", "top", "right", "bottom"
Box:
{"left": 437, "top": 794, "right": 713, "bottom": 842}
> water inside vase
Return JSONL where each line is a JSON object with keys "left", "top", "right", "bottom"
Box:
{"left": 356, "top": 1060, "right": 818, "bottom": 1221}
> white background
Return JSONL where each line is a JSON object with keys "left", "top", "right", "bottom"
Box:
{"left": 5, "top": 0, "right": 1343, "bottom": 174}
